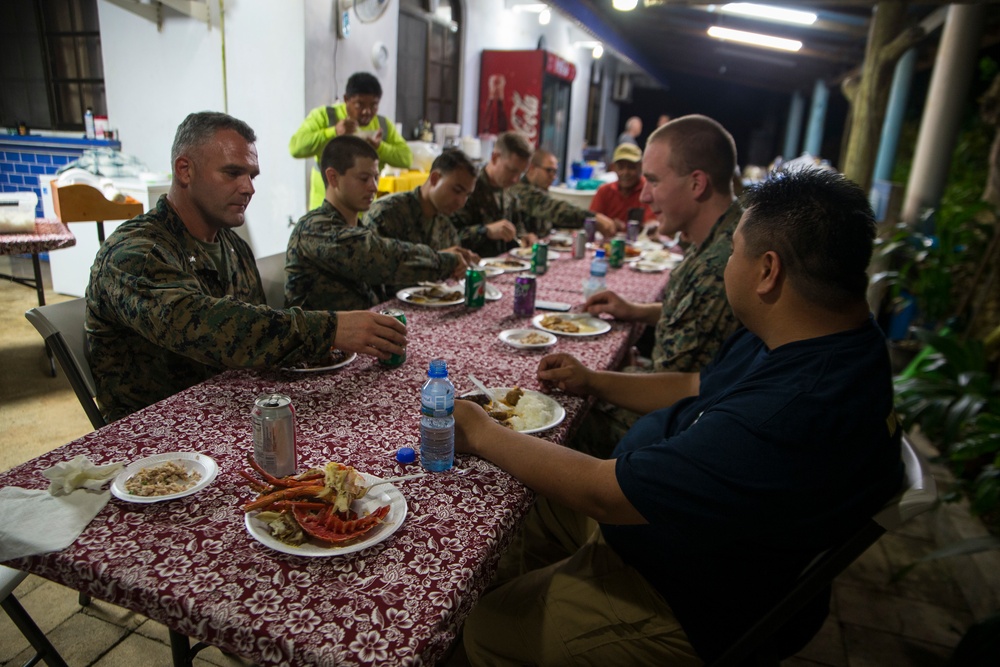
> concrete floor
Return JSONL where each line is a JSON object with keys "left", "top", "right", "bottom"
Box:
{"left": 2, "top": 256, "right": 996, "bottom": 666}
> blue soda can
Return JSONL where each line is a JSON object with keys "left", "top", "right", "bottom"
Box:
{"left": 513, "top": 275, "right": 536, "bottom": 317}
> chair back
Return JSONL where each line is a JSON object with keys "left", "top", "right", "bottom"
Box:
{"left": 256, "top": 252, "right": 287, "bottom": 309}
{"left": 25, "top": 298, "right": 106, "bottom": 430}
{"left": 709, "top": 435, "right": 937, "bottom": 666}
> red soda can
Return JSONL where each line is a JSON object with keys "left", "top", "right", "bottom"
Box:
{"left": 252, "top": 393, "right": 297, "bottom": 477}
{"left": 513, "top": 275, "right": 536, "bottom": 317}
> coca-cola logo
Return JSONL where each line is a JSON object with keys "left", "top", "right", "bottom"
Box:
{"left": 510, "top": 92, "right": 539, "bottom": 141}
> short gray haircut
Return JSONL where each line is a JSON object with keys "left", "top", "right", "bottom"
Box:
{"left": 171, "top": 112, "right": 257, "bottom": 165}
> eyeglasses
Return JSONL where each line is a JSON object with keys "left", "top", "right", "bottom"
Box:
{"left": 539, "top": 167, "right": 558, "bottom": 176}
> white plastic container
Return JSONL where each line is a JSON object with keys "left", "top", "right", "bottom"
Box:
{"left": 0, "top": 192, "right": 38, "bottom": 233}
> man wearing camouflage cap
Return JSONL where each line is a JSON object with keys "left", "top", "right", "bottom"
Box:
{"left": 285, "top": 135, "right": 469, "bottom": 311}
{"left": 86, "top": 111, "right": 406, "bottom": 423}
{"left": 509, "top": 148, "right": 616, "bottom": 239}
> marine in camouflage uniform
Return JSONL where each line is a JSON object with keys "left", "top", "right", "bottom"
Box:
{"left": 578, "top": 203, "right": 742, "bottom": 457}
{"left": 286, "top": 199, "right": 460, "bottom": 311}
{"left": 651, "top": 202, "right": 742, "bottom": 371}
{"left": 86, "top": 196, "right": 339, "bottom": 423}
{"left": 364, "top": 186, "right": 461, "bottom": 249}
{"left": 451, "top": 167, "right": 527, "bottom": 257}
{"left": 508, "top": 174, "right": 588, "bottom": 237}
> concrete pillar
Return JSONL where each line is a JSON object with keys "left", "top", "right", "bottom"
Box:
{"left": 874, "top": 48, "right": 917, "bottom": 183}
{"left": 901, "top": 4, "right": 986, "bottom": 225}
{"left": 782, "top": 90, "right": 805, "bottom": 159}
{"left": 803, "top": 79, "right": 828, "bottom": 157}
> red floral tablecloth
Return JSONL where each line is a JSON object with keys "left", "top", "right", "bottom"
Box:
{"left": 0, "top": 219, "right": 76, "bottom": 256}
{"left": 0, "top": 246, "right": 673, "bottom": 666}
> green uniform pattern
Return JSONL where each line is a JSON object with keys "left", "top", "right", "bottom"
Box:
{"left": 85, "top": 195, "right": 338, "bottom": 422}
{"left": 450, "top": 167, "right": 526, "bottom": 257}
{"left": 509, "top": 175, "right": 588, "bottom": 237}
{"left": 364, "top": 186, "right": 461, "bottom": 250}
{"left": 285, "top": 200, "right": 460, "bottom": 311}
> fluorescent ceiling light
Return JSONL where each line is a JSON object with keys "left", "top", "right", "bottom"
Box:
{"left": 707, "top": 26, "right": 802, "bottom": 51}
{"left": 593, "top": 44, "right": 604, "bottom": 59}
{"left": 613, "top": 0, "right": 639, "bottom": 11}
{"left": 539, "top": 9, "right": 551, "bottom": 25}
{"left": 719, "top": 3, "right": 817, "bottom": 26}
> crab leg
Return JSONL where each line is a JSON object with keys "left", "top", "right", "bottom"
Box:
{"left": 243, "top": 485, "right": 329, "bottom": 512}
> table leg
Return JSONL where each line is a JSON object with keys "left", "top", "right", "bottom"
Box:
{"left": 29, "top": 252, "right": 57, "bottom": 377}
{"left": 168, "top": 629, "right": 211, "bottom": 667}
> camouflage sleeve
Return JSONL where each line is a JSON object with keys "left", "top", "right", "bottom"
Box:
{"left": 299, "top": 225, "right": 458, "bottom": 287}
{"left": 547, "top": 197, "right": 589, "bottom": 229}
{"left": 451, "top": 205, "right": 490, "bottom": 248}
{"left": 95, "top": 239, "right": 338, "bottom": 369}
{"left": 365, "top": 195, "right": 410, "bottom": 243}
{"left": 651, "top": 249, "right": 739, "bottom": 373}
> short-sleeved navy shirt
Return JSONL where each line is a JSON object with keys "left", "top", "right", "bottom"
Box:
{"left": 602, "top": 318, "right": 903, "bottom": 661}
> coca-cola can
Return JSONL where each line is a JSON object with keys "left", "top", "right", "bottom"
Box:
{"left": 252, "top": 393, "right": 297, "bottom": 478}
{"left": 573, "top": 230, "right": 587, "bottom": 259}
{"left": 513, "top": 275, "right": 537, "bottom": 317}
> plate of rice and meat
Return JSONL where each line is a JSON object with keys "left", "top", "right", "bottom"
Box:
{"left": 532, "top": 313, "right": 611, "bottom": 337}
{"left": 479, "top": 257, "right": 531, "bottom": 273}
{"left": 460, "top": 386, "right": 565, "bottom": 434}
{"left": 111, "top": 452, "right": 218, "bottom": 503}
{"left": 396, "top": 284, "right": 465, "bottom": 306}
{"left": 498, "top": 328, "right": 558, "bottom": 349}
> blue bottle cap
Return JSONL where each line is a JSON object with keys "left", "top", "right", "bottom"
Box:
{"left": 396, "top": 447, "right": 416, "bottom": 464}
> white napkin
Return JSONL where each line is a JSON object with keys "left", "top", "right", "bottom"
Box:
{"left": 42, "top": 455, "right": 124, "bottom": 496}
{"left": 0, "top": 456, "right": 124, "bottom": 562}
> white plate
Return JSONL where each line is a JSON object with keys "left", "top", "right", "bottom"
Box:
{"left": 498, "top": 328, "right": 557, "bottom": 349}
{"left": 111, "top": 452, "right": 218, "bottom": 504}
{"left": 631, "top": 261, "right": 671, "bottom": 273}
{"left": 244, "top": 473, "right": 407, "bottom": 557}
{"left": 509, "top": 247, "right": 562, "bottom": 261}
{"left": 478, "top": 265, "right": 504, "bottom": 279}
{"left": 479, "top": 257, "right": 531, "bottom": 273}
{"left": 462, "top": 388, "right": 565, "bottom": 434}
{"left": 396, "top": 285, "right": 464, "bottom": 307}
{"left": 284, "top": 351, "right": 357, "bottom": 373}
{"left": 532, "top": 313, "right": 612, "bottom": 337}
{"left": 547, "top": 233, "right": 575, "bottom": 250}
{"left": 457, "top": 280, "right": 502, "bottom": 301}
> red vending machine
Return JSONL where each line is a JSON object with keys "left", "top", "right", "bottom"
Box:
{"left": 479, "top": 50, "right": 576, "bottom": 181}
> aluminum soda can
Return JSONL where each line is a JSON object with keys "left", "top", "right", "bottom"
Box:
{"left": 583, "top": 217, "right": 596, "bottom": 242}
{"left": 573, "top": 230, "right": 587, "bottom": 259}
{"left": 531, "top": 242, "right": 549, "bottom": 275}
{"left": 627, "top": 219, "right": 641, "bottom": 242}
{"left": 252, "top": 393, "right": 297, "bottom": 478}
{"left": 379, "top": 308, "right": 407, "bottom": 367}
{"left": 464, "top": 267, "right": 486, "bottom": 309}
{"left": 609, "top": 237, "right": 626, "bottom": 268}
{"left": 513, "top": 275, "right": 537, "bottom": 317}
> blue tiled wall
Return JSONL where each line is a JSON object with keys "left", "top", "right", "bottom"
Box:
{"left": 0, "top": 135, "right": 122, "bottom": 218}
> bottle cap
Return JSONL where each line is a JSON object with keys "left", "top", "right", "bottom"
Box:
{"left": 396, "top": 447, "right": 416, "bottom": 464}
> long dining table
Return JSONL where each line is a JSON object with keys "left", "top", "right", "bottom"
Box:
{"left": 0, "top": 239, "right": 675, "bottom": 667}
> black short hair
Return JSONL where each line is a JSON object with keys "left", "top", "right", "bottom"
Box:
{"left": 740, "top": 169, "right": 876, "bottom": 310}
{"left": 431, "top": 149, "right": 477, "bottom": 179}
{"left": 171, "top": 111, "right": 256, "bottom": 165}
{"left": 648, "top": 115, "right": 736, "bottom": 197}
{"left": 320, "top": 135, "right": 378, "bottom": 183}
{"left": 345, "top": 72, "right": 382, "bottom": 99}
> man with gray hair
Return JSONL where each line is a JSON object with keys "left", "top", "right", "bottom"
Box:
{"left": 86, "top": 111, "right": 406, "bottom": 422}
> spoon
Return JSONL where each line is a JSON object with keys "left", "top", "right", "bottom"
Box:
{"left": 467, "top": 374, "right": 495, "bottom": 403}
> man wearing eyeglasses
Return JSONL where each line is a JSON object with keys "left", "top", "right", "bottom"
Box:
{"left": 289, "top": 72, "right": 412, "bottom": 211}
{"left": 510, "top": 149, "right": 616, "bottom": 239}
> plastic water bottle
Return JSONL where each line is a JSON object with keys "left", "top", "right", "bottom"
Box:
{"left": 583, "top": 249, "right": 608, "bottom": 299}
{"left": 420, "top": 359, "right": 454, "bottom": 472}
{"left": 84, "top": 108, "right": 95, "bottom": 140}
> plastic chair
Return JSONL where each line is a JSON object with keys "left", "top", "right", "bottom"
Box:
{"left": 25, "top": 298, "right": 107, "bottom": 431}
{"left": 709, "top": 435, "right": 938, "bottom": 667}
{"left": 1, "top": 566, "right": 70, "bottom": 667}
{"left": 255, "top": 252, "right": 286, "bottom": 309}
